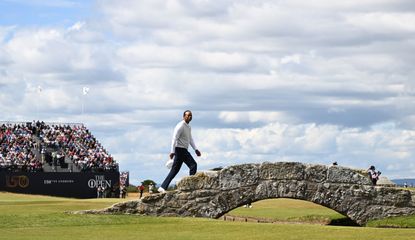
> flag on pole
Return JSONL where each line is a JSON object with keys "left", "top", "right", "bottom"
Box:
{"left": 83, "top": 87, "right": 90, "bottom": 95}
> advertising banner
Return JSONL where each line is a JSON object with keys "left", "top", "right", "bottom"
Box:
{"left": 0, "top": 172, "right": 120, "bottom": 198}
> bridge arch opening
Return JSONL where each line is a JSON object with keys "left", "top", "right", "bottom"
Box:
{"left": 224, "top": 198, "right": 357, "bottom": 226}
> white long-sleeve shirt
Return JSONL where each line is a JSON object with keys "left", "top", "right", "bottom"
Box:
{"left": 170, "top": 120, "right": 197, "bottom": 153}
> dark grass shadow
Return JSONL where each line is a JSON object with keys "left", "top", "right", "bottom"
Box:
{"left": 329, "top": 217, "right": 360, "bottom": 227}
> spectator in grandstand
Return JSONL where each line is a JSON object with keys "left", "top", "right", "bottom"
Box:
{"left": 0, "top": 154, "right": 6, "bottom": 170}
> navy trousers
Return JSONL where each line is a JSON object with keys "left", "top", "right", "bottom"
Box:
{"left": 161, "top": 147, "right": 197, "bottom": 190}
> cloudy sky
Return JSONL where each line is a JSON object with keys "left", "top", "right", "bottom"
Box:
{"left": 1, "top": 0, "right": 414, "bottom": 184}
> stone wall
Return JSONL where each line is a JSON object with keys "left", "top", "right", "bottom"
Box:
{"left": 76, "top": 162, "right": 415, "bottom": 225}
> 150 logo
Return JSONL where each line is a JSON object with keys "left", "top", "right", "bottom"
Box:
{"left": 5, "top": 175, "right": 30, "bottom": 188}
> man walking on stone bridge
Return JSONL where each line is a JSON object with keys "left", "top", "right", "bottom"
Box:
{"left": 158, "top": 110, "right": 202, "bottom": 193}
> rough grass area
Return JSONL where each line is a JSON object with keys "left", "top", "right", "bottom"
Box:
{"left": 1, "top": 192, "right": 415, "bottom": 240}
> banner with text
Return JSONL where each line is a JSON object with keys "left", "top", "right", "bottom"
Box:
{"left": 0, "top": 172, "right": 120, "bottom": 198}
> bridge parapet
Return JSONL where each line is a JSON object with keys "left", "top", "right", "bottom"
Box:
{"left": 76, "top": 162, "right": 415, "bottom": 225}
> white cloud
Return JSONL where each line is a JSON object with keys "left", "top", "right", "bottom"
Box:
{"left": 116, "top": 44, "right": 190, "bottom": 68}
{"left": 118, "top": 121, "right": 415, "bottom": 182}
{"left": 197, "top": 51, "right": 251, "bottom": 72}
{"left": 281, "top": 54, "right": 302, "bottom": 65}
{"left": 68, "top": 21, "right": 85, "bottom": 32}
{"left": 6, "top": 29, "right": 65, "bottom": 73}
{"left": 1, "top": 0, "right": 415, "bottom": 184}
{"left": 345, "top": 12, "right": 415, "bottom": 34}
{"left": 219, "top": 111, "right": 296, "bottom": 124}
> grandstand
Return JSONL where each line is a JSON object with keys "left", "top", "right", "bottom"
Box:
{"left": 0, "top": 121, "right": 118, "bottom": 173}
{"left": 0, "top": 121, "right": 121, "bottom": 198}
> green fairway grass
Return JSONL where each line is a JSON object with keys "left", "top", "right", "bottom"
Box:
{"left": 1, "top": 192, "right": 415, "bottom": 240}
{"left": 367, "top": 215, "right": 415, "bottom": 228}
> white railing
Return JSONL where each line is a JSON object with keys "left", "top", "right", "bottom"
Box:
{"left": 0, "top": 121, "right": 84, "bottom": 127}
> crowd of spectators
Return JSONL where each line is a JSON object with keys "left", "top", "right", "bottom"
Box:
{"left": 0, "top": 123, "right": 42, "bottom": 172}
{"left": 0, "top": 121, "right": 118, "bottom": 173}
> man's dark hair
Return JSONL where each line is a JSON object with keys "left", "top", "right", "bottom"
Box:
{"left": 183, "top": 110, "right": 192, "bottom": 116}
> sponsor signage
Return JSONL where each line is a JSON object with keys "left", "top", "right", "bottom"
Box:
{"left": 0, "top": 172, "right": 120, "bottom": 198}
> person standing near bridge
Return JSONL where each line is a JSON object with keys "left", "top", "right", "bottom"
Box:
{"left": 158, "top": 110, "right": 202, "bottom": 193}
{"left": 138, "top": 184, "right": 145, "bottom": 198}
{"left": 367, "top": 165, "right": 381, "bottom": 185}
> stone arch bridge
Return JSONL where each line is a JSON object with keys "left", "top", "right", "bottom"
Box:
{"left": 80, "top": 162, "right": 415, "bottom": 225}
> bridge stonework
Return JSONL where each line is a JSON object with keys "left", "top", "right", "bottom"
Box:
{"left": 80, "top": 162, "right": 415, "bottom": 225}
